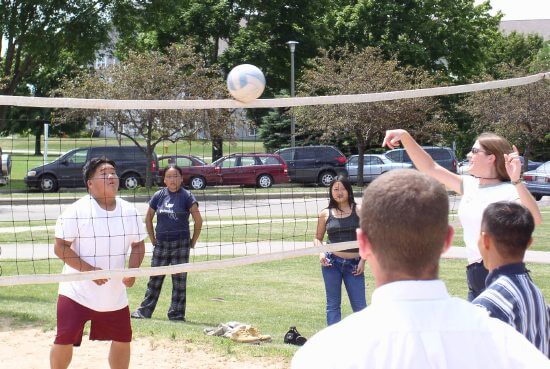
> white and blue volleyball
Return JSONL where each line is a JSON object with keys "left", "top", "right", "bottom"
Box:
{"left": 227, "top": 64, "right": 266, "bottom": 103}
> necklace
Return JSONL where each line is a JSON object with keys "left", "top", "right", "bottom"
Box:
{"left": 474, "top": 176, "right": 499, "bottom": 180}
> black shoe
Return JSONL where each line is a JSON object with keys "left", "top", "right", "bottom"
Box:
{"left": 284, "top": 326, "right": 307, "bottom": 346}
{"left": 130, "top": 310, "right": 149, "bottom": 319}
{"left": 169, "top": 317, "right": 186, "bottom": 322}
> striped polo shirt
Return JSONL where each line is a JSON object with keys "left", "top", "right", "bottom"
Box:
{"left": 473, "top": 262, "right": 550, "bottom": 357}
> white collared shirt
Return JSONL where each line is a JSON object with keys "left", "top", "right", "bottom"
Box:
{"left": 292, "top": 280, "right": 550, "bottom": 369}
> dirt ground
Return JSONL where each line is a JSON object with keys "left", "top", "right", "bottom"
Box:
{"left": 0, "top": 319, "right": 287, "bottom": 369}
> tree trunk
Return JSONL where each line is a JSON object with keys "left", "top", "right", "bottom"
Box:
{"left": 355, "top": 130, "right": 368, "bottom": 187}
{"left": 145, "top": 148, "right": 153, "bottom": 189}
{"left": 212, "top": 136, "right": 223, "bottom": 162}
{"left": 0, "top": 107, "right": 9, "bottom": 133}
{"left": 523, "top": 139, "right": 532, "bottom": 173}
{"left": 34, "top": 125, "right": 42, "bottom": 156}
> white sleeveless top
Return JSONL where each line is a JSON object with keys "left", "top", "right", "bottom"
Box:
{"left": 457, "top": 176, "right": 519, "bottom": 264}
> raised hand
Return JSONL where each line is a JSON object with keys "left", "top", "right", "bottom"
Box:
{"left": 504, "top": 145, "right": 522, "bottom": 182}
{"left": 382, "top": 129, "right": 407, "bottom": 149}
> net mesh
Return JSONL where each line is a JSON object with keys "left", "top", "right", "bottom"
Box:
{"left": 0, "top": 72, "right": 548, "bottom": 286}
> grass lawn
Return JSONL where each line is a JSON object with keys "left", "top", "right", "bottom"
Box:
{"left": 0, "top": 136, "right": 265, "bottom": 160}
{"left": 1, "top": 256, "right": 550, "bottom": 361}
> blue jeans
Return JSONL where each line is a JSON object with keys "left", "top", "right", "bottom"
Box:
{"left": 321, "top": 253, "right": 367, "bottom": 326}
{"left": 466, "top": 261, "right": 489, "bottom": 301}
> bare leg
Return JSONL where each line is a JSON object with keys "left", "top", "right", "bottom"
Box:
{"left": 50, "top": 344, "right": 73, "bottom": 369}
{"left": 108, "top": 341, "right": 130, "bottom": 369}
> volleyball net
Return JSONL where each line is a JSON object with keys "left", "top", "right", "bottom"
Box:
{"left": 0, "top": 72, "right": 548, "bottom": 286}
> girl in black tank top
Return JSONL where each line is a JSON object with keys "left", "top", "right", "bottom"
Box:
{"left": 314, "top": 176, "right": 367, "bottom": 325}
{"left": 325, "top": 204, "right": 360, "bottom": 252}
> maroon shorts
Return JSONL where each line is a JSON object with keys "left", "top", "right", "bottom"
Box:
{"left": 54, "top": 295, "right": 132, "bottom": 346}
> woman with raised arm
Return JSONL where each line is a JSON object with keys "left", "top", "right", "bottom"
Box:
{"left": 382, "top": 129, "right": 542, "bottom": 301}
{"left": 314, "top": 176, "right": 367, "bottom": 325}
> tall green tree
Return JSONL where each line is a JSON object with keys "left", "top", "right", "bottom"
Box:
{"left": 484, "top": 32, "right": 545, "bottom": 78}
{"left": 59, "top": 44, "right": 231, "bottom": 188}
{"left": 113, "top": 0, "right": 331, "bottom": 93}
{"left": 0, "top": 0, "right": 112, "bottom": 133}
{"left": 297, "top": 47, "right": 446, "bottom": 186}
{"left": 459, "top": 65, "right": 550, "bottom": 168}
{"left": 324, "top": 0, "right": 502, "bottom": 81}
{"left": 112, "top": 0, "right": 333, "bottom": 157}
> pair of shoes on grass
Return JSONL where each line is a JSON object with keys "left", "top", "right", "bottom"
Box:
{"left": 131, "top": 310, "right": 186, "bottom": 322}
{"left": 284, "top": 326, "right": 307, "bottom": 346}
{"left": 230, "top": 325, "right": 272, "bottom": 344}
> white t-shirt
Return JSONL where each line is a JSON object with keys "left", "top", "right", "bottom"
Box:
{"left": 291, "top": 280, "right": 550, "bottom": 369}
{"left": 55, "top": 195, "right": 146, "bottom": 311}
{"left": 458, "top": 176, "right": 519, "bottom": 264}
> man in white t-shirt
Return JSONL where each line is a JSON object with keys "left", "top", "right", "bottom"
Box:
{"left": 50, "top": 157, "right": 146, "bottom": 369}
{"left": 291, "top": 170, "right": 550, "bottom": 369}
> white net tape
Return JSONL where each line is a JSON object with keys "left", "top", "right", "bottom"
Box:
{"left": 2, "top": 240, "right": 549, "bottom": 286}
{"left": 0, "top": 72, "right": 547, "bottom": 110}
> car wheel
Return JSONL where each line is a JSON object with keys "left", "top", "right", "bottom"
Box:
{"left": 121, "top": 173, "right": 140, "bottom": 190}
{"left": 534, "top": 194, "right": 543, "bottom": 201}
{"left": 190, "top": 176, "right": 206, "bottom": 190}
{"left": 318, "top": 171, "right": 336, "bottom": 187}
{"left": 257, "top": 174, "right": 273, "bottom": 188}
{"left": 40, "top": 175, "right": 58, "bottom": 192}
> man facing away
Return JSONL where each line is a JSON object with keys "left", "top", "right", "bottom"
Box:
{"left": 473, "top": 201, "right": 549, "bottom": 357}
{"left": 291, "top": 169, "right": 550, "bottom": 369}
{"left": 50, "top": 157, "right": 146, "bottom": 369}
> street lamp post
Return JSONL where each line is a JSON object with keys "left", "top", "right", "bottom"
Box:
{"left": 286, "top": 41, "right": 298, "bottom": 147}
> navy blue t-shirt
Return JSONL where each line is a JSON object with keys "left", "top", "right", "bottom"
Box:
{"left": 150, "top": 187, "right": 198, "bottom": 241}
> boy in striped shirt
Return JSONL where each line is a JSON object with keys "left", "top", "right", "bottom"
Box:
{"left": 473, "top": 201, "right": 549, "bottom": 357}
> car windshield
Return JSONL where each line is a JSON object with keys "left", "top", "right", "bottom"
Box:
{"left": 212, "top": 156, "right": 231, "bottom": 167}
{"left": 194, "top": 157, "right": 207, "bottom": 165}
{"left": 535, "top": 162, "right": 550, "bottom": 172}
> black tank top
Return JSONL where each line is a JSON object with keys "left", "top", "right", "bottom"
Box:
{"left": 325, "top": 204, "right": 360, "bottom": 253}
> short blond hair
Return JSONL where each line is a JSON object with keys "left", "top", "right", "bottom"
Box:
{"left": 360, "top": 170, "right": 449, "bottom": 276}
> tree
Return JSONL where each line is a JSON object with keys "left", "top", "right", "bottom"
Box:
{"left": 59, "top": 44, "right": 232, "bottom": 187}
{"left": 324, "top": 0, "right": 502, "bottom": 81}
{"left": 0, "top": 0, "right": 112, "bottom": 132}
{"left": 459, "top": 68, "right": 550, "bottom": 169}
{"left": 8, "top": 54, "right": 90, "bottom": 154}
{"left": 112, "top": 0, "right": 332, "bottom": 94}
{"left": 297, "top": 47, "right": 446, "bottom": 186}
{"left": 484, "top": 32, "right": 545, "bottom": 78}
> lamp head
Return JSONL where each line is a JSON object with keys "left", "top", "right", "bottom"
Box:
{"left": 286, "top": 41, "right": 299, "bottom": 53}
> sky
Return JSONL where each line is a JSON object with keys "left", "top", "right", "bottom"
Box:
{"left": 476, "top": 0, "right": 550, "bottom": 20}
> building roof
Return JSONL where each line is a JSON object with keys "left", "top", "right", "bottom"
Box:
{"left": 500, "top": 19, "right": 550, "bottom": 40}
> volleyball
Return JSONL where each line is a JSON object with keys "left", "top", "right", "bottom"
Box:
{"left": 226, "top": 64, "right": 266, "bottom": 103}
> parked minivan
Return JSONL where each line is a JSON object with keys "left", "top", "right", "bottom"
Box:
{"left": 24, "top": 146, "right": 159, "bottom": 192}
{"left": 275, "top": 145, "right": 348, "bottom": 186}
{"left": 385, "top": 146, "right": 458, "bottom": 173}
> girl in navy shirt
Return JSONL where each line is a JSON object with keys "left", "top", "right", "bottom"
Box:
{"left": 132, "top": 165, "right": 203, "bottom": 321}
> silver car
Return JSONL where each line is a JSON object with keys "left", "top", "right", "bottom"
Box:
{"left": 523, "top": 161, "right": 550, "bottom": 201}
{"left": 457, "top": 160, "right": 470, "bottom": 175}
{"left": 346, "top": 154, "right": 413, "bottom": 183}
